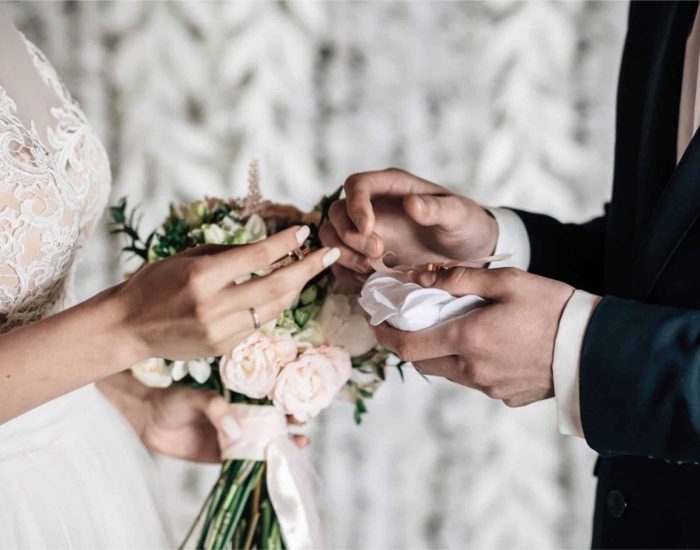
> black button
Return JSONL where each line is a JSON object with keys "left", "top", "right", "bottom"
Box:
{"left": 606, "top": 490, "right": 627, "bottom": 518}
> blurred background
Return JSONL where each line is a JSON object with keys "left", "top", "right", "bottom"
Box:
{"left": 9, "top": 1, "right": 628, "bottom": 548}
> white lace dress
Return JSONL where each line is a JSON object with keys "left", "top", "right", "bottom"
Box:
{"left": 0, "top": 21, "right": 171, "bottom": 550}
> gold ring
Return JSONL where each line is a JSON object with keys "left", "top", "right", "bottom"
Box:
{"left": 249, "top": 307, "right": 261, "bottom": 330}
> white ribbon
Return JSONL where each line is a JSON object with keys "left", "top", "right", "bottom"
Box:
{"left": 219, "top": 404, "right": 323, "bottom": 550}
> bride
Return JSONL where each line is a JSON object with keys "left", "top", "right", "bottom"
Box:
{"left": 0, "top": 7, "right": 339, "bottom": 548}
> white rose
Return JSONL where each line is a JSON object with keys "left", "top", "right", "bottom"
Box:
{"left": 244, "top": 214, "right": 267, "bottom": 243}
{"left": 171, "top": 359, "right": 212, "bottom": 384}
{"left": 201, "top": 224, "right": 227, "bottom": 244}
{"left": 319, "top": 294, "right": 377, "bottom": 357}
{"left": 131, "top": 357, "right": 172, "bottom": 388}
{"left": 272, "top": 346, "right": 352, "bottom": 421}
{"left": 220, "top": 333, "right": 297, "bottom": 399}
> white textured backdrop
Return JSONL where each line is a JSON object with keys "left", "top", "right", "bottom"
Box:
{"left": 10, "top": 1, "right": 628, "bottom": 548}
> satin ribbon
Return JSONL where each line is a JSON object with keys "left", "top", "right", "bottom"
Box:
{"left": 219, "top": 404, "right": 323, "bottom": 550}
{"left": 369, "top": 252, "right": 513, "bottom": 279}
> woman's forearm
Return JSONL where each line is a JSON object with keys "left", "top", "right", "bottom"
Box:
{"left": 0, "top": 283, "right": 147, "bottom": 423}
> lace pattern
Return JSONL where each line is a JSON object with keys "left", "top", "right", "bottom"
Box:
{"left": 0, "top": 38, "right": 111, "bottom": 333}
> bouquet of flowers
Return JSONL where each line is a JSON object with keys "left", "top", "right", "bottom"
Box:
{"left": 110, "top": 163, "right": 401, "bottom": 550}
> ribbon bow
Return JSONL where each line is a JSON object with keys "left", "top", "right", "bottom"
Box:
{"left": 219, "top": 404, "right": 323, "bottom": 550}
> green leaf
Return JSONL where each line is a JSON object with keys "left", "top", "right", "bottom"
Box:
{"left": 293, "top": 304, "right": 318, "bottom": 328}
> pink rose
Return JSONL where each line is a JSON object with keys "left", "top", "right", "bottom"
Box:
{"left": 220, "top": 333, "right": 298, "bottom": 399}
{"left": 272, "top": 346, "right": 352, "bottom": 421}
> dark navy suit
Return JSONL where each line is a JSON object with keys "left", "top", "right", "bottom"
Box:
{"left": 514, "top": 2, "right": 700, "bottom": 547}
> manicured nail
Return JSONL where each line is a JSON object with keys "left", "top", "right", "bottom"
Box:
{"left": 221, "top": 416, "right": 241, "bottom": 440}
{"left": 296, "top": 226, "right": 310, "bottom": 245}
{"left": 323, "top": 247, "right": 341, "bottom": 267}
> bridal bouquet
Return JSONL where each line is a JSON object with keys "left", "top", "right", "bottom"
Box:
{"left": 110, "top": 163, "right": 399, "bottom": 550}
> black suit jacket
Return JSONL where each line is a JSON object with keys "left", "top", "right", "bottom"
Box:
{"left": 514, "top": 1, "right": 700, "bottom": 548}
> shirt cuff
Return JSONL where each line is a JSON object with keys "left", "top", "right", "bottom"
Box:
{"left": 485, "top": 207, "right": 531, "bottom": 271}
{"left": 552, "top": 290, "right": 599, "bottom": 438}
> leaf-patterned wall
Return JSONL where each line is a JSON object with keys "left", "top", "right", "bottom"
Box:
{"left": 9, "top": 1, "right": 628, "bottom": 547}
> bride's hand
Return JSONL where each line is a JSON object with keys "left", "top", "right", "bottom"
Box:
{"left": 98, "top": 373, "right": 309, "bottom": 463}
{"left": 112, "top": 226, "right": 340, "bottom": 363}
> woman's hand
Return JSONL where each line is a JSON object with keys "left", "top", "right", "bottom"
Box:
{"left": 98, "top": 373, "right": 309, "bottom": 463}
{"left": 114, "top": 225, "right": 340, "bottom": 362}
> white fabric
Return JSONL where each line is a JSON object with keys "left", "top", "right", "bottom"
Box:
{"left": 552, "top": 290, "right": 598, "bottom": 438}
{"left": 0, "top": 15, "right": 170, "bottom": 548}
{"left": 359, "top": 272, "right": 485, "bottom": 331}
{"left": 486, "top": 207, "right": 531, "bottom": 270}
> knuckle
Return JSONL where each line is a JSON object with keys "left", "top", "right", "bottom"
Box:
{"left": 497, "top": 267, "right": 520, "bottom": 285}
{"left": 250, "top": 245, "right": 273, "bottom": 268}
{"left": 185, "top": 260, "right": 210, "bottom": 294}
{"left": 328, "top": 200, "right": 344, "bottom": 220}
{"left": 343, "top": 173, "right": 362, "bottom": 193}
{"left": 503, "top": 398, "right": 519, "bottom": 408}
{"left": 203, "top": 324, "right": 222, "bottom": 347}
{"left": 383, "top": 166, "right": 405, "bottom": 176}
{"left": 192, "top": 301, "right": 210, "bottom": 323}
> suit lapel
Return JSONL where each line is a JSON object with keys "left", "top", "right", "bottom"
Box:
{"left": 632, "top": 1, "right": 700, "bottom": 298}
{"left": 635, "top": 135, "right": 700, "bottom": 298}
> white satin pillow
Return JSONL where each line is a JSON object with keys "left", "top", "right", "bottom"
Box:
{"left": 358, "top": 272, "right": 485, "bottom": 331}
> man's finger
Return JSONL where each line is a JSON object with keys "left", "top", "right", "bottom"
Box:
{"left": 344, "top": 169, "right": 448, "bottom": 236}
{"left": 403, "top": 194, "right": 468, "bottom": 231}
{"left": 412, "top": 356, "right": 460, "bottom": 379}
{"left": 328, "top": 200, "right": 383, "bottom": 258}
{"left": 417, "top": 266, "right": 518, "bottom": 300}
{"left": 320, "top": 221, "right": 373, "bottom": 272}
{"left": 373, "top": 322, "right": 458, "bottom": 362}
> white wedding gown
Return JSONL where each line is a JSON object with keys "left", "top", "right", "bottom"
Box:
{"left": 0, "top": 13, "right": 171, "bottom": 549}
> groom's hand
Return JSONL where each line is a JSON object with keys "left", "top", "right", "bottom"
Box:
{"left": 375, "top": 267, "right": 580, "bottom": 407}
{"left": 320, "top": 168, "right": 498, "bottom": 286}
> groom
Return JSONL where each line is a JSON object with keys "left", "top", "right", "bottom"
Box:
{"left": 322, "top": 1, "right": 700, "bottom": 548}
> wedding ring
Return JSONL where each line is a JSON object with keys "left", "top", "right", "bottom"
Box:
{"left": 426, "top": 262, "right": 449, "bottom": 272}
{"left": 249, "top": 307, "right": 261, "bottom": 330}
{"left": 289, "top": 244, "right": 310, "bottom": 262}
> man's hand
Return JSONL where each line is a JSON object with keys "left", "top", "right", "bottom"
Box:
{"left": 320, "top": 168, "right": 499, "bottom": 287}
{"left": 375, "top": 267, "right": 578, "bottom": 407}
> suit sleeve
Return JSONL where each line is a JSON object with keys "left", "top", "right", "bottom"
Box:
{"left": 581, "top": 296, "right": 700, "bottom": 462}
{"left": 511, "top": 208, "right": 607, "bottom": 294}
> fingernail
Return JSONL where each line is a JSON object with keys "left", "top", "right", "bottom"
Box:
{"left": 421, "top": 271, "right": 437, "bottom": 287}
{"left": 221, "top": 416, "right": 241, "bottom": 440}
{"left": 413, "top": 195, "right": 426, "bottom": 212}
{"left": 323, "top": 247, "right": 341, "bottom": 267}
{"left": 296, "top": 226, "right": 310, "bottom": 245}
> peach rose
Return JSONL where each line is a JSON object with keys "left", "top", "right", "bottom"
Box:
{"left": 220, "top": 333, "right": 298, "bottom": 398}
{"left": 272, "top": 346, "right": 352, "bottom": 421}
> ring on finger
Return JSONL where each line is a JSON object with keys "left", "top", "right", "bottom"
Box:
{"left": 249, "top": 307, "right": 261, "bottom": 330}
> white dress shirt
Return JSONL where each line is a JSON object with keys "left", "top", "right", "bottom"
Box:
{"left": 485, "top": 7, "right": 700, "bottom": 439}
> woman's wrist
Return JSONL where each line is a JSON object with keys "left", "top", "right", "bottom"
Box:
{"left": 95, "top": 282, "right": 151, "bottom": 369}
